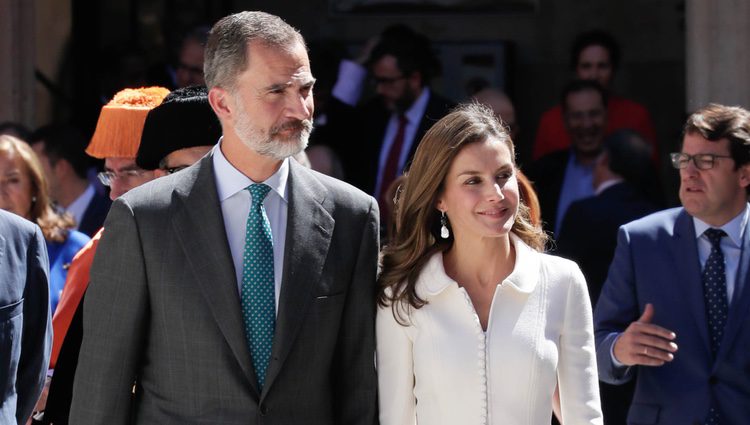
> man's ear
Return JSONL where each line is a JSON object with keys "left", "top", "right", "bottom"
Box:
{"left": 208, "top": 87, "right": 232, "bottom": 121}
{"left": 738, "top": 163, "right": 750, "bottom": 189}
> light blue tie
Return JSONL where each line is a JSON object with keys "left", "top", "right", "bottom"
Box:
{"left": 241, "top": 183, "right": 275, "bottom": 389}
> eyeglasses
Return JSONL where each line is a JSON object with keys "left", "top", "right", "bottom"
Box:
{"left": 163, "top": 165, "right": 189, "bottom": 175}
{"left": 670, "top": 152, "right": 733, "bottom": 170}
{"left": 369, "top": 75, "right": 406, "bottom": 86}
{"left": 97, "top": 169, "right": 149, "bottom": 186}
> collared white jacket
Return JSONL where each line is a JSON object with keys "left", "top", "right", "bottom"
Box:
{"left": 376, "top": 234, "right": 603, "bottom": 425}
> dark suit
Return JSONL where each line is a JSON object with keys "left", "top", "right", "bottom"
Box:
{"left": 76, "top": 190, "right": 111, "bottom": 237}
{"left": 523, "top": 149, "right": 570, "bottom": 235}
{"left": 327, "top": 90, "right": 454, "bottom": 194}
{"left": 595, "top": 207, "right": 750, "bottom": 424}
{"left": 555, "top": 182, "right": 658, "bottom": 425}
{"left": 70, "top": 154, "right": 379, "bottom": 424}
{"left": 556, "top": 182, "right": 659, "bottom": 305}
{"left": 0, "top": 210, "right": 52, "bottom": 424}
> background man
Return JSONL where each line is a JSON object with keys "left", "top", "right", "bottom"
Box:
{"left": 70, "top": 11, "right": 379, "bottom": 424}
{"left": 595, "top": 104, "right": 750, "bottom": 424}
{"left": 29, "top": 124, "right": 111, "bottom": 237}
{"left": 0, "top": 209, "right": 51, "bottom": 424}
{"left": 533, "top": 30, "right": 657, "bottom": 161}
{"left": 525, "top": 79, "right": 608, "bottom": 236}
{"left": 326, "top": 24, "right": 454, "bottom": 210}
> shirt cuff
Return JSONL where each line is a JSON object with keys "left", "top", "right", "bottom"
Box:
{"left": 610, "top": 333, "right": 627, "bottom": 368}
{"left": 332, "top": 59, "right": 367, "bottom": 106}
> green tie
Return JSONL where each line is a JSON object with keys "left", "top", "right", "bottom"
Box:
{"left": 241, "top": 183, "right": 275, "bottom": 388}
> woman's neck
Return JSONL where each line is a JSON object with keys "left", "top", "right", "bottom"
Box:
{"left": 443, "top": 233, "right": 515, "bottom": 288}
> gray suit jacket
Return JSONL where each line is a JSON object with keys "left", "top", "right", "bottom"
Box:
{"left": 0, "top": 210, "right": 52, "bottom": 424}
{"left": 70, "top": 155, "right": 380, "bottom": 424}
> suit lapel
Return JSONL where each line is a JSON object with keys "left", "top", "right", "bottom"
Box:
{"left": 670, "top": 210, "right": 712, "bottom": 353}
{"left": 717, "top": 208, "right": 750, "bottom": 363}
{"left": 170, "top": 155, "right": 260, "bottom": 395}
{"left": 262, "top": 161, "right": 334, "bottom": 395}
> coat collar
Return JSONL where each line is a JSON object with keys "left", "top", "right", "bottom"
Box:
{"left": 415, "top": 233, "right": 541, "bottom": 299}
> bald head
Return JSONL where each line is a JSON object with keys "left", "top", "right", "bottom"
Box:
{"left": 473, "top": 88, "right": 517, "bottom": 139}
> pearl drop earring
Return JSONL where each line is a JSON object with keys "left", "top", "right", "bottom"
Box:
{"left": 440, "top": 211, "right": 450, "bottom": 239}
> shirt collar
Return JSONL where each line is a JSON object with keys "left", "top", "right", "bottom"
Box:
{"left": 594, "top": 178, "right": 624, "bottom": 195}
{"left": 212, "top": 140, "right": 289, "bottom": 203}
{"left": 415, "top": 233, "right": 540, "bottom": 299}
{"left": 402, "top": 87, "right": 431, "bottom": 124}
{"left": 692, "top": 203, "right": 749, "bottom": 247}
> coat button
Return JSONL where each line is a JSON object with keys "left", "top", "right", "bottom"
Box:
{"left": 260, "top": 404, "right": 269, "bottom": 415}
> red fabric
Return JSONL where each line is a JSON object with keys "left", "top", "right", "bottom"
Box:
{"left": 50, "top": 227, "right": 103, "bottom": 369}
{"left": 532, "top": 96, "right": 658, "bottom": 161}
{"left": 378, "top": 114, "right": 408, "bottom": 209}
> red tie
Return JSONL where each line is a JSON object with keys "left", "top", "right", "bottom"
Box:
{"left": 378, "top": 114, "right": 408, "bottom": 211}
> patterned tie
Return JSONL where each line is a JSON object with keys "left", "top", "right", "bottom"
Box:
{"left": 241, "top": 183, "right": 275, "bottom": 389}
{"left": 702, "top": 228, "right": 728, "bottom": 425}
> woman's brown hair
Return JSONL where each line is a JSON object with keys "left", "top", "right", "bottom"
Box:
{"left": 0, "top": 134, "right": 75, "bottom": 243}
{"left": 378, "top": 102, "right": 547, "bottom": 322}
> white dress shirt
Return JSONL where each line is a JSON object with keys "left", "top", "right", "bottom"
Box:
{"left": 65, "top": 184, "right": 96, "bottom": 230}
{"left": 212, "top": 143, "right": 288, "bottom": 314}
{"left": 376, "top": 234, "right": 603, "bottom": 425}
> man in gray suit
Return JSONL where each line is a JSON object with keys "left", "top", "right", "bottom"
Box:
{"left": 70, "top": 11, "right": 379, "bottom": 424}
{"left": 0, "top": 209, "right": 52, "bottom": 424}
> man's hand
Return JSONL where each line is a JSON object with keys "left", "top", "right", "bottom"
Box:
{"left": 613, "top": 303, "right": 678, "bottom": 366}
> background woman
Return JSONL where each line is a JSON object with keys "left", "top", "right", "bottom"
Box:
{"left": 0, "top": 135, "right": 89, "bottom": 314}
{"left": 377, "top": 103, "right": 602, "bottom": 424}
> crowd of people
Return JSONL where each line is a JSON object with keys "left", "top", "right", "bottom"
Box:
{"left": 2, "top": 9, "right": 749, "bottom": 425}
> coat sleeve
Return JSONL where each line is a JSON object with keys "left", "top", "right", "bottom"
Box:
{"left": 557, "top": 261, "right": 604, "bottom": 424}
{"left": 17, "top": 225, "right": 52, "bottom": 424}
{"left": 593, "top": 226, "right": 639, "bottom": 384}
{"left": 333, "top": 197, "right": 380, "bottom": 425}
{"left": 376, "top": 301, "right": 417, "bottom": 425}
{"left": 69, "top": 199, "right": 149, "bottom": 425}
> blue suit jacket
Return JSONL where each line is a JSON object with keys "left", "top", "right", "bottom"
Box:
{"left": 595, "top": 207, "right": 750, "bottom": 425}
{"left": 0, "top": 210, "right": 52, "bottom": 424}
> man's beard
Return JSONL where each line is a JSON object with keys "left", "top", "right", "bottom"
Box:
{"left": 233, "top": 101, "right": 313, "bottom": 160}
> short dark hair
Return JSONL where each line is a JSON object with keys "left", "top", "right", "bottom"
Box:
{"left": 603, "top": 129, "right": 652, "bottom": 184}
{"left": 684, "top": 103, "right": 750, "bottom": 168}
{"left": 560, "top": 79, "right": 608, "bottom": 113}
{"left": 570, "top": 30, "right": 620, "bottom": 71}
{"left": 366, "top": 24, "right": 441, "bottom": 85}
{"left": 29, "top": 124, "right": 91, "bottom": 179}
{"left": 0, "top": 121, "right": 32, "bottom": 141}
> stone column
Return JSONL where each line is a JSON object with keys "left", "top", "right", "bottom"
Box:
{"left": 686, "top": 0, "right": 750, "bottom": 112}
{"left": 0, "top": 0, "right": 35, "bottom": 126}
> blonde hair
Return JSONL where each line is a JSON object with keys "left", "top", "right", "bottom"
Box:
{"left": 0, "top": 135, "right": 74, "bottom": 242}
{"left": 377, "top": 102, "right": 547, "bottom": 321}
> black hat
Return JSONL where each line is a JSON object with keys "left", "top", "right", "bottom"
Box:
{"left": 136, "top": 85, "right": 221, "bottom": 170}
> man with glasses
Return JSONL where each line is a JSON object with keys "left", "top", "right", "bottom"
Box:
{"left": 326, "top": 25, "right": 454, "bottom": 211}
{"left": 594, "top": 103, "right": 750, "bottom": 424}
{"left": 135, "top": 86, "right": 218, "bottom": 176}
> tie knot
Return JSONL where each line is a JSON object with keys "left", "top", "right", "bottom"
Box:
{"left": 248, "top": 183, "right": 271, "bottom": 207}
{"left": 704, "top": 228, "right": 726, "bottom": 246}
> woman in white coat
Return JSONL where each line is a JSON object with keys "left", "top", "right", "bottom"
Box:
{"left": 377, "top": 103, "right": 602, "bottom": 425}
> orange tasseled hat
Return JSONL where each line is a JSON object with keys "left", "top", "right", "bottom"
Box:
{"left": 86, "top": 86, "right": 170, "bottom": 159}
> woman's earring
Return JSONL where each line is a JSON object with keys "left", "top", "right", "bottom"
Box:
{"left": 440, "top": 211, "right": 450, "bottom": 239}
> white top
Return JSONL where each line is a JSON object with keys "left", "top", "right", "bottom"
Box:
{"left": 65, "top": 184, "right": 96, "bottom": 230}
{"left": 376, "top": 234, "right": 603, "bottom": 425}
{"left": 212, "top": 142, "right": 289, "bottom": 314}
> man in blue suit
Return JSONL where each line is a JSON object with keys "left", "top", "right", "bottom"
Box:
{"left": 0, "top": 209, "right": 52, "bottom": 424}
{"left": 595, "top": 103, "right": 750, "bottom": 424}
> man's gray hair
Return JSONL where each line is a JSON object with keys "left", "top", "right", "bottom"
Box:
{"left": 204, "top": 11, "right": 305, "bottom": 90}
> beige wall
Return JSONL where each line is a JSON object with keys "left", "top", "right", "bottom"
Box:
{"left": 0, "top": 0, "right": 34, "bottom": 127}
